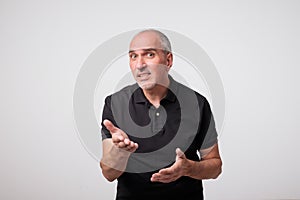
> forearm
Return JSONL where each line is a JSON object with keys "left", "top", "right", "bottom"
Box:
{"left": 100, "top": 162, "right": 124, "bottom": 182}
{"left": 186, "top": 157, "right": 222, "bottom": 180}
{"left": 100, "top": 139, "right": 131, "bottom": 182}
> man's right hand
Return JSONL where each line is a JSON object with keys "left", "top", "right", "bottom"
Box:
{"left": 103, "top": 119, "right": 138, "bottom": 153}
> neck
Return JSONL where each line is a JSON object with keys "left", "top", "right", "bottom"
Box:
{"left": 143, "top": 78, "right": 170, "bottom": 108}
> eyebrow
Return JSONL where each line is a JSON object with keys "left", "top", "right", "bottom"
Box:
{"left": 128, "top": 48, "right": 159, "bottom": 53}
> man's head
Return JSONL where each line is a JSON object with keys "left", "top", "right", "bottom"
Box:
{"left": 129, "top": 29, "right": 173, "bottom": 90}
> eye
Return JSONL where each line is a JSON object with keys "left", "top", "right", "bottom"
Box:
{"left": 130, "top": 54, "right": 137, "bottom": 59}
{"left": 147, "top": 52, "right": 154, "bottom": 57}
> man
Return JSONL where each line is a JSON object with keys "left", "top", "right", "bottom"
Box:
{"left": 100, "top": 29, "right": 222, "bottom": 200}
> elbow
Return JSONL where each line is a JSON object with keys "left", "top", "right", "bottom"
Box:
{"left": 212, "top": 167, "right": 222, "bottom": 179}
{"left": 100, "top": 161, "right": 118, "bottom": 182}
{"left": 104, "top": 174, "right": 117, "bottom": 182}
{"left": 212, "top": 159, "right": 222, "bottom": 179}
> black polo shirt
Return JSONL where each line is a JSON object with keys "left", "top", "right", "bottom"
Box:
{"left": 101, "top": 76, "right": 218, "bottom": 200}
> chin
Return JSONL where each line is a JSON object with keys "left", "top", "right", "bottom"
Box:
{"left": 138, "top": 82, "right": 156, "bottom": 90}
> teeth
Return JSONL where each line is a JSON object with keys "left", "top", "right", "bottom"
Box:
{"left": 138, "top": 73, "right": 149, "bottom": 77}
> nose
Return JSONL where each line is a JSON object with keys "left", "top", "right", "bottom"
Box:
{"left": 136, "top": 56, "right": 146, "bottom": 70}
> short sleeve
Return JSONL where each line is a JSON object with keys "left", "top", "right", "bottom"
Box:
{"left": 197, "top": 95, "right": 218, "bottom": 150}
{"left": 101, "top": 95, "right": 117, "bottom": 140}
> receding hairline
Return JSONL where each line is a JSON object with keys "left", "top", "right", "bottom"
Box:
{"left": 130, "top": 29, "right": 172, "bottom": 52}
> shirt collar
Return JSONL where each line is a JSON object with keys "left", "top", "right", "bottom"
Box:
{"left": 133, "top": 75, "right": 178, "bottom": 104}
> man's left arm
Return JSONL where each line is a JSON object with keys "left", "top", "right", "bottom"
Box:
{"left": 151, "top": 143, "right": 222, "bottom": 183}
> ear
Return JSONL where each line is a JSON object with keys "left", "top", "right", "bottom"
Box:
{"left": 166, "top": 52, "right": 173, "bottom": 71}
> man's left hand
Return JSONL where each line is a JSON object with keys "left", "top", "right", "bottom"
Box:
{"left": 151, "top": 148, "right": 191, "bottom": 183}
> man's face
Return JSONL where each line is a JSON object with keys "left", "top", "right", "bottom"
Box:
{"left": 129, "top": 31, "right": 172, "bottom": 90}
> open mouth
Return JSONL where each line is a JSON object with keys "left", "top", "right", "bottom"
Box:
{"left": 137, "top": 73, "right": 151, "bottom": 80}
{"left": 137, "top": 73, "right": 151, "bottom": 77}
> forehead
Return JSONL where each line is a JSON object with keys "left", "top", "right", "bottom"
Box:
{"left": 129, "top": 31, "right": 163, "bottom": 51}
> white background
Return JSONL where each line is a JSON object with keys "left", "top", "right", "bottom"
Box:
{"left": 1, "top": 0, "right": 300, "bottom": 199}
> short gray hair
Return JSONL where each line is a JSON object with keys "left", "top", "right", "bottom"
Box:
{"left": 133, "top": 29, "right": 172, "bottom": 52}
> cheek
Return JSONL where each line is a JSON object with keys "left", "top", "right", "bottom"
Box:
{"left": 150, "top": 67, "right": 164, "bottom": 78}
{"left": 129, "top": 62, "right": 135, "bottom": 71}
{"left": 148, "top": 58, "right": 161, "bottom": 65}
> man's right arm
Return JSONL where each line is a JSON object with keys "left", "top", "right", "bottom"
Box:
{"left": 100, "top": 120, "right": 138, "bottom": 182}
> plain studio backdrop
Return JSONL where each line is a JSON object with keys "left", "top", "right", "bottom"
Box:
{"left": 1, "top": 1, "right": 299, "bottom": 199}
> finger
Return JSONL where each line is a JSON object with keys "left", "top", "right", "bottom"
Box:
{"left": 129, "top": 141, "right": 135, "bottom": 148}
{"left": 124, "top": 138, "right": 130, "bottom": 146}
{"left": 125, "top": 141, "right": 134, "bottom": 150}
{"left": 128, "top": 143, "right": 138, "bottom": 152}
{"left": 103, "top": 119, "right": 117, "bottom": 133}
{"left": 125, "top": 145, "right": 132, "bottom": 151}
{"left": 127, "top": 141, "right": 139, "bottom": 149}
{"left": 176, "top": 148, "right": 186, "bottom": 160}
{"left": 150, "top": 173, "right": 160, "bottom": 182}
{"left": 124, "top": 141, "right": 133, "bottom": 150}
{"left": 118, "top": 142, "right": 126, "bottom": 148}
{"left": 159, "top": 168, "right": 174, "bottom": 175}
{"left": 126, "top": 141, "right": 139, "bottom": 151}
{"left": 112, "top": 134, "right": 124, "bottom": 143}
{"left": 151, "top": 173, "right": 176, "bottom": 183}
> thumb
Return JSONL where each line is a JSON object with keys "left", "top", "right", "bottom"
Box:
{"left": 176, "top": 148, "right": 186, "bottom": 161}
{"left": 103, "top": 119, "right": 117, "bottom": 133}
